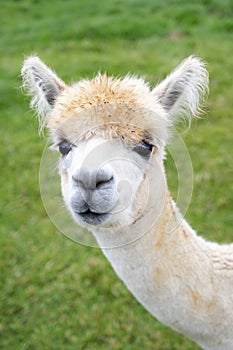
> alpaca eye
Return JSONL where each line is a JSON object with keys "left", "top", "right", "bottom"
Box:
{"left": 133, "top": 140, "right": 153, "bottom": 157}
{"left": 58, "top": 140, "right": 72, "bottom": 156}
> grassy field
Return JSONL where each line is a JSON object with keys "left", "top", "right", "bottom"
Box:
{"left": 1, "top": 0, "right": 232, "bottom": 349}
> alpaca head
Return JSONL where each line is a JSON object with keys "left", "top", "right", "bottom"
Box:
{"left": 22, "top": 56, "right": 208, "bottom": 230}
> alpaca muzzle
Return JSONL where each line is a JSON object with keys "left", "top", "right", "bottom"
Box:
{"left": 70, "top": 166, "right": 119, "bottom": 225}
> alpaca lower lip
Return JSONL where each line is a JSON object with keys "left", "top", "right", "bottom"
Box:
{"left": 76, "top": 209, "right": 110, "bottom": 225}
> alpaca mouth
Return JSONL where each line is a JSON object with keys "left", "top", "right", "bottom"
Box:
{"left": 75, "top": 209, "right": 110, "bottom": 225}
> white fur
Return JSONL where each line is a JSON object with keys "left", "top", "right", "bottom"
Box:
{"left": 22, "top": 56, "right": 233, "bottom": 350}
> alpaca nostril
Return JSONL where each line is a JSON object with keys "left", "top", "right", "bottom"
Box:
{"left": 72, "top": 176, "right": 85, "bottom": 188}
{"left": 96, "top": 176, "right": 114, "bottom": 189}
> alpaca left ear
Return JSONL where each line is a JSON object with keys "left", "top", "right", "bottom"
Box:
{"left": 152, "top": 56, "right": 209, "bottom": 124}
{"left": 21, "top": 56, "right": 66, "bottom": 131}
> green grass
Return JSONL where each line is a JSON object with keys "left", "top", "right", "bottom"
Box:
{"left": 0, "top": 0, "right": 232, "bottom": 349}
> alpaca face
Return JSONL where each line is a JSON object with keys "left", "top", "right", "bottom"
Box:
{"left": 56, "top": 125, "right": 163, "bottom": 228}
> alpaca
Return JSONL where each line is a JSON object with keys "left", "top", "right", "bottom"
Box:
{"left": 21, "top": 56, "right": 233, "bottom": 350}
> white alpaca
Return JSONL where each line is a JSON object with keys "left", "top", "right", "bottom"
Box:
{"left": 22, "top": 56, "right": 233, "bottom": 350}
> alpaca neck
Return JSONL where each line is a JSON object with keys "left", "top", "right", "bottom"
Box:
{"left": 92, "top": 192, "right": 232, "bottom": 349}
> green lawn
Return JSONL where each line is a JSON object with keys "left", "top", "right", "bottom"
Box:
{"left": 0, "top": 0, "right": 232, "bottom": 349}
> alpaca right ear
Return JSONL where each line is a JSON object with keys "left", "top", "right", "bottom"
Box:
{"left": 151, "top": 56, "right": 209, "bottom": 125}
{"left": 21, "top": 56, "right": 66, "bottom": 130}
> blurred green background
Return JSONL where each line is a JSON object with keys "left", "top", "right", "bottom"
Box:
{"left": 0, "top": 1, "right": 232, "bottom": 349}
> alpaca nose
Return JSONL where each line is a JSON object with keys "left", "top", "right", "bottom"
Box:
{"left": 72, "top": 166, "right": 114, "bottom": 191}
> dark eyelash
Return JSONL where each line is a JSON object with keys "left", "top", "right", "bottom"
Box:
{"left": 133, "top": 140, "right": 154, "bottom": 157}
{"left": 141, "top": 140, "right": 153, "bottom": 152}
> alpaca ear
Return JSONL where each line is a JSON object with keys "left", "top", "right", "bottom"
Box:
{"left": 152, "top": 56, "right": 209, "bottom": 124}
{"left": 21, "top": 56, "right": 66, "bottom": 130}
